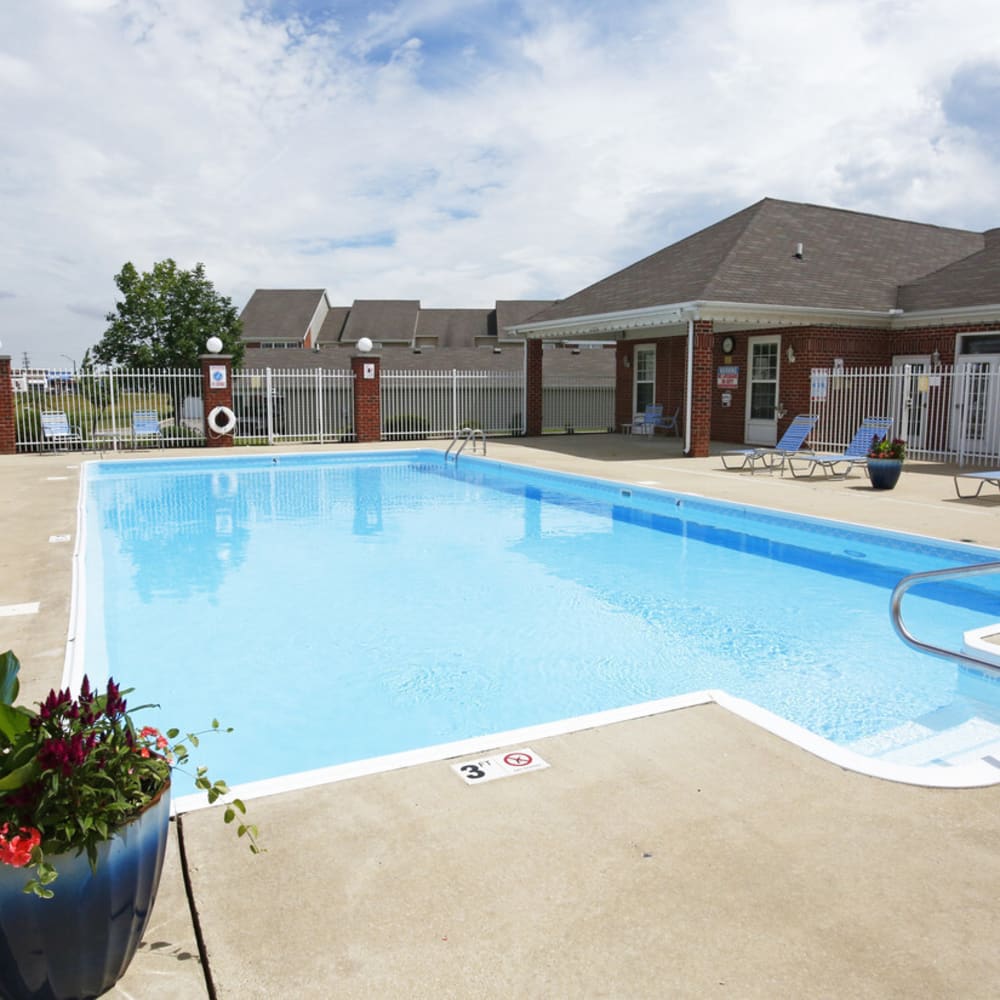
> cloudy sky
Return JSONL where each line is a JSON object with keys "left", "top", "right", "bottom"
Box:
{"left": 2, "top": 0, "right": 999, "bottom": 369}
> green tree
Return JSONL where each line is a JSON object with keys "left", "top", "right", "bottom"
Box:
{"left": 92, "top": 260, "right": 244, "bottom": 369}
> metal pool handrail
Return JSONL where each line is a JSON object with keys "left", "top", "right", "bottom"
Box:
{"left": 891, "top": 561, "right": 1000, "bottom": 670}
{"left": 445, "top": 427, "right": 486, "bottom": 462}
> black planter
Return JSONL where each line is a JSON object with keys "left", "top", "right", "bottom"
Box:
{"left": 868, "top": 458, "right": 903, "bottom": 490}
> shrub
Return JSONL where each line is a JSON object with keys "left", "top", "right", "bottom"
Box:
{"left": 14, "top": 404, "right": 40, "bottom": 444}
{"left": 383, "top": 415, "right": 430, "bottom": 440}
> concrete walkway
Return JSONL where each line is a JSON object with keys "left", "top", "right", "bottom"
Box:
{"left": 3, "top": 437, "right": 1000, "bottom": 998}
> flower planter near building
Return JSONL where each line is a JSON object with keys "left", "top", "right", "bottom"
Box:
{"left": 867, "top": 458, "right": 904, "bottom": 490}
{"left": 867, "top": 436, "right": 906, "bottom": 490}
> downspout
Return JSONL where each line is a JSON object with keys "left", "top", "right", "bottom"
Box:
{"left": 683, "top": 315, "right": 694, "bottom": 456}
{"left": 521, "top": 335, "right": 528, "bottom": 436}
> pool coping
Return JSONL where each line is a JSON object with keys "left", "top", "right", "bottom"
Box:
{"left": 86, "top": 446, "right": 998, "bottom": 808}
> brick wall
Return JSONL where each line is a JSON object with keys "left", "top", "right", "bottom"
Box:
{"left": 525, "top": 339, "right": 543, "bottom": 436}
{"left": 689, "top": 321, "right": 714, "bottom": 456}
{"left": 351, "top": 354, "right": 381, "bottom": 441}
{"left": 0, "top": 357, "right": 14, "bottom": 455}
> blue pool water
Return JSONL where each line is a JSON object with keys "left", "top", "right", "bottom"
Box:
{"left": 80, "top": 451, "right": 1000, "bottom": 795}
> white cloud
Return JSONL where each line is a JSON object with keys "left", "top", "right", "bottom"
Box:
{"left": 2, "top": 0, "right": 1000, "bottom": 367}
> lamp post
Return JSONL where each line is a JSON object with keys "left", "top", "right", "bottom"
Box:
{"left": 58, "top": 354, "right": 77, "bottom": 374}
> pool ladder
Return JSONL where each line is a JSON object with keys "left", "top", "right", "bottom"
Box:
{"left": 891, "top": 560, "right": 1000, "bottom": 670}
{"left": 445, "top": 427, "right": 486, "bottom": 462}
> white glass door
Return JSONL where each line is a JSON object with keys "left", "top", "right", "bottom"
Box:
{"left": 744, "top": 336, "right": 780, "bottom": 445}
{"left": 953, "top": 356, "right": 1000, "bottom": 456}
{"left": 891, "top": 355, "right": 929, "bottom": 450}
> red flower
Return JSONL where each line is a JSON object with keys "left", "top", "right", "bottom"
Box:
{"left": 0, "top": 823, "right": 41, "bottom": 868}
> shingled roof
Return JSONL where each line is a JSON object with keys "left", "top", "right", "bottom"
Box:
{"left": 340, "top": 300, "right": 420, "bottom": 344}
{"left": 897, "top": 228, "right": 1000, "bottom": 311}
{"left": 415, "top": 308, "right": 492, "bottom": 347}
{"left": 521, "top": 199, "right": 987, "bottom": 325}
{"left": 240, "top": 289, "right": 328, "bottom": 343}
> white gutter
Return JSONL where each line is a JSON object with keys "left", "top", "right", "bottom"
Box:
{"left": 684, "top": 315, "right": 694, "bottom": 456}
{"left": 890, "top": 302, "right": 1000, "bottom": 327}
{"left": 507, "top": 299, "right": 903, "bottom": 341}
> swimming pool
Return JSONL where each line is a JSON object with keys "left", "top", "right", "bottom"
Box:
{"left": 75, "top": 450, "right": 1000, "bottom": 799}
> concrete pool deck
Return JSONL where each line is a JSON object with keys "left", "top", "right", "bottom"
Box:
{"left": 3, "top": 436, "right": 1000, "bottom": 998}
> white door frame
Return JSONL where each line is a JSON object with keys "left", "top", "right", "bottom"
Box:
{"left": 891, "top": 354, "right": 930, "bottom": 450}
{"left": 633, "top": 345, "right": 656, "bottom": 413}
{"left": 953, "top": 354, "right": 1000, "bottom": 457}
{"left": 744, "top": 334, "right": 781, "bottom": 445}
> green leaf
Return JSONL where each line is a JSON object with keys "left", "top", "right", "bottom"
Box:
{"left": 0, "top": 650, "right": 21, "bottom": 705}
{"left": 0, "top": 702, "right": 32, "bottom": 742}
{"left": 0, "top": 758, "right": 39, "bottom": 791}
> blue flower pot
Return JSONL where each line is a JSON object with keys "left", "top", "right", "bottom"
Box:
{"left": 0, "top": 781, "right": 171, "bottom": 1000}
{"left": 867, "top": 458, "right": 903, "bottom": 490}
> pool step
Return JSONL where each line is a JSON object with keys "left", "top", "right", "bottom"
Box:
{"left": 848, "top": 716, "right": 1000, "bottom": 768}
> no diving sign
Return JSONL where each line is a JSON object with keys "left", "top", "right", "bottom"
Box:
{"left": 451, "top": 747, "right": 549, "bottom": 785}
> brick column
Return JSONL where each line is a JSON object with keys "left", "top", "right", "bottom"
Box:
{"left": 525, "top": 338, "right": 543, "bottom": 437}
{"left": 615, "top": 342, "right": 632, "bottom": 429}
{"left": 0, "top": 357, "right": 15, "bottom": 455}
{"left": 688, "top": 320, "right": 714, "bottom": 458}
{"left": 200, "top": 354, "right": 235, "bottom": 447}
{"left": 351, "top": 353, "right": 381, "bottom": 442}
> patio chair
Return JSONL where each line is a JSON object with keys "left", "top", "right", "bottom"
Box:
{"left": 131, "top": 410, "right": 162, "bottom": 448}
{"left": 632, "top": 403, "right": 677, "bottom": 438}
{"left": 720, "top": 414, "right": 817, "bottom": 475}
{"left": 786, "top": 417, "right": 893, "bottom": 479}
{"left": 655, "top": 406, "right": 681, "bottom": 437}
{"left": 954, "top": 471, "right": 1000, "bottom": 499}
{"left": 40, "top": 410, "right": 83, "bottom": 451}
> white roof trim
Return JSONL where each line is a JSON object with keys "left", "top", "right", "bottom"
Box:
{"left": 891, "top": 302, "right": 1000, "bottom": 328}
{"left": 506, "top": 300, "right": 896, "bottom": 339}
{"left": 508, "top": 298, "right": 1000, "bottom": 339}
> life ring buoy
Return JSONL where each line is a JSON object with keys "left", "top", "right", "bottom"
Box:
{"left": 207, "top": 405, "right": 237, "bottom": 436}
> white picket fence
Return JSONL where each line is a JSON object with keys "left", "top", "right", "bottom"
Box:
{"left": 542, "top": 377, "right": 616, "bottom": 433}
{"left": 381, "top": 370, "right": 524, "bottom": 439}
{"left": 13, "top": 366, "right": 612, "bottom": 450}
{"left": 232, "top": 368, "right": 355, "bottom": 444}
{"left": 807, "top": 364, "right": 1000, "bottom": 465}
{"left": 12, "top": 368, "right": 204, "bottom": 452}
{"left": 15, "top": 362, "right": 1000, "bottom": 463}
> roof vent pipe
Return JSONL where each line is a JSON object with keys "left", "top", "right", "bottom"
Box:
{"left": 794, "top": 243, "right": 804, "bottom": 259}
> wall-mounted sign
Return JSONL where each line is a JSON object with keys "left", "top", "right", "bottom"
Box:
{"left": 810, "top": 369, "right": 829, "bottom": 400}
{"left": 716, "top": 365, "right": 739, "bottom": 387}
{"left": 363, "top": 362, "right": 375, "bottom": 380}
{"left": 209, "top": 364, "right": 228, "bottom": 390}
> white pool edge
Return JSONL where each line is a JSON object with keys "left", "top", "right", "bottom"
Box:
{"left": 172, "top": 688, "right": 1000, "bottom": 815}
{"left": 59, "top": 452, "right": 1000, "bottom": 810}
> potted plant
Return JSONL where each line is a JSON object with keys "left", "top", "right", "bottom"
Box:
{"left": 867, "top": 435, "right": 906, "bottom": 490}
{"left": 0, "top": 650, "right": 261, "bottom": 1000}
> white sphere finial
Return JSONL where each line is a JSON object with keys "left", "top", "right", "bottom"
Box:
{"left": 357, "top": 336, "right": 373, "bottom": 354}
{"left": 206, "top": 336, "right": 223, "bottom": 354}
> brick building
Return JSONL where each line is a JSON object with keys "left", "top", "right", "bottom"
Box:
{"left": 507, "top": 198, "right": 1000, "bottom": 457}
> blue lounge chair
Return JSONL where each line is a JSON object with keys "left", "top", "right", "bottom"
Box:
{"left": 634, "top": 405, "right": 681, "bottom": 438}
{"left": 40, "top": 410, "right": 83, "bottom": 451}
{"left": 626, "top": 405, "right": 662, "bottom": 436}
{"left": 954, "top": 471, "right": 1000, "bottom": 499}
{"left": 655, "top": 406, "right": 681, "bottom": 437}
{"left": 720, "top": 414, "right": 817, "bottom": 474}
{"left": 786, "top": 417, "right": 893, "bottom": 479}
{"left": 131, "top": 410, "right": 162, "bottom": 448}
